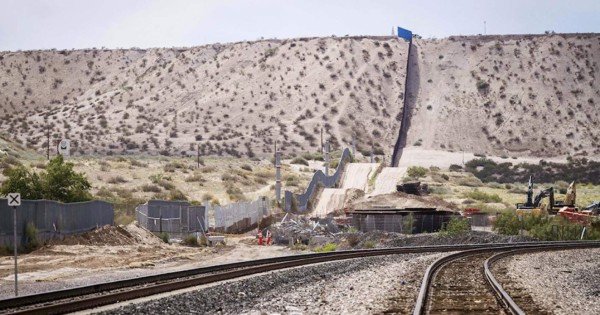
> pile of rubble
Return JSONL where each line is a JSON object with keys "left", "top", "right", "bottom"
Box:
{"left": 269, "top": 215, "right": 343, "bottom": 246}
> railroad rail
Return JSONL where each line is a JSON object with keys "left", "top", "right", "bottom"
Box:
{"left": 412, "top": 241, "right": 600, "bottom": 314}
{"left": 2, "top": 241, "right": 598, "bottom": 314}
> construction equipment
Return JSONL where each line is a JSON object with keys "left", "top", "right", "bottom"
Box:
{"left": 550, "top": 181, "right": 577, "bottom": 214}
{"left": 516, "top": 176, "right": 555, "bottom": 215}
{"left": 582, "top": 201, "right": 600, "bottom": 216}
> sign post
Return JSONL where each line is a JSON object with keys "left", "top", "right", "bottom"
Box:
{"left": 58, "top": 139, "right": 71, "bottom": 158}
{"left": 7, "top": 193, "right": 20, "bottom": 296}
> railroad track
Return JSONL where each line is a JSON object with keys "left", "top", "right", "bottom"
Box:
{"left": 1, "top": 241, "right": 598, "bottom": 314}
{"left": 413, "top": 241, "right": 600, "bottom": 315}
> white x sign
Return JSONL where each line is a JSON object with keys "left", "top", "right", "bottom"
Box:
{"left": 7, "top": 193, "right": 21, "bottom": 206}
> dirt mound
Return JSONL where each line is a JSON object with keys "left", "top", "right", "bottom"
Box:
{"left": 47, "top": 222, "right": 162, "bottom": 246}
{"left": 351, "top": 191, "right": 459, "bottom": 211}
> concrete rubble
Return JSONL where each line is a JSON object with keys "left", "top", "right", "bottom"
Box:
{"left": 270, "top": 215, "right": 343, "bottom": 246}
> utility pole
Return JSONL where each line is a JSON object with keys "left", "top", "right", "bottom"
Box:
{"left": 275, "top": 148, "right": 282, "bottom": 205}
{"left": 320, "top": 128, "right": 323, "bottom": 153}
{"left": 324, "top": 141, "right": 330, "bottom": 176}
{"left": 370, "top": 141, "right": 374, "bottom": 163}
{"left": 484, "top": 21, "right": 486, "bottom": 35}
{"left": 197, "top": 143, "right": 200, "bottom": 169}
{"left": 352, "top": 133, "right": 356, "bottom": 158}
{"left": 46, "top": 126, "right": 50, "bottom": 160}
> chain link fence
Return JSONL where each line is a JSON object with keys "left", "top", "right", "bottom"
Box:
{"left": 135, "top": 200, "right": 206, "bottom": 239}
{"left": 213, "top": 197, "right": 271, "bottom": 233}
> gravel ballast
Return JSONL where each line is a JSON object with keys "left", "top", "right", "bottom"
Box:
{"left": 96, "top": 253, "right": 445, "bottom": 315}
{"left": 504, "top": 248, "right": 600, "bottom": 315}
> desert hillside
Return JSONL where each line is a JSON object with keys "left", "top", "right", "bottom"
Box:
{"left": 405, "top": 33, "right": 600, "bottom": 158}
{"left": 0, "top": 36, "right": 408, "bottom": 158}
{"left": 1, "top": 33, "right": 599, "bottom": 159}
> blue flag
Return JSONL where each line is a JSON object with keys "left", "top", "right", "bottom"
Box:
{"left": 397, "top": 26, "right": 412, "bottom": 41}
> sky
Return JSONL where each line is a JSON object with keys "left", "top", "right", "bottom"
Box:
{"left": 0, "top": 0, "right": 599, "bottom": 51}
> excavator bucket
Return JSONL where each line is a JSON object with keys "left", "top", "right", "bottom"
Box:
{"left": 565, "top": 182, "right": 576, "bottom": 205}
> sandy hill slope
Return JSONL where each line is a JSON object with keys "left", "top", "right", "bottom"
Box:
{"left": 1, "top": 33, "right": 598, "bottom": 159}
{"left": 0, "top": 36, "right": 408, "bottom": 158}
{"left": 405, "top": 33, "right": 600, "bottom": 158}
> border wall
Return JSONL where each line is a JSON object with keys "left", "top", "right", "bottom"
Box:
{"left": 135, "top": 200, "right": 206, "bottom": 239}
{"left": 391, "top": 37, "right": 414, "bottom": 167}
{"left": 0, "top": 199, "right": 113, "bottom": 247}
{"left": 213, "top": 197, "right": 271, "bottom": 233}
{"left": 284, "top": 148, "right": 352, "bottom": 213}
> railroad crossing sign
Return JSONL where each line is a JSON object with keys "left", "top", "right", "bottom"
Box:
{"left": 58, "top": 139, "right": 70, "bottom": 157}
{"left": 7, "top": 193, "right": 20, "bottom": 207}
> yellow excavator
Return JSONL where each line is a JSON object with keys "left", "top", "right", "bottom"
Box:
{"left": 515, "top": 176, "right": 554, "bottom": 216}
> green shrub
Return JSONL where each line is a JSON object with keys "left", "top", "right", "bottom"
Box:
{"left": 363, "top": 240, "right": 375, "bottom": 249}
{"left": 1, "top": 155, "right": 91, "bottom": 203}
{"left": 158, "top": 232, "right": 169, "bottom": 243}
{"left": 315, "top": 243, "right": 337, "bottom": 252}
{"left": 24, "top": 222, "right": 40, "bottom": 251}
{"left": 457, "top": 177, "right": 484, "bottom": 187}
{"left": 449, "top": 164, "right": 463, "bottom": 171}
{"left": 463, "top": 189, "right": 502, "bottom": 203}
{"left": 346, "top": 234, "right": 360, "bottom": 247}
{"left": 440, "top": 217, "right": 470, "bottom": 236}
{"left": 182, "top": 235, "right": 199, "bottom": 246}
{"left": 407, "top": 166, "right": 428, "bottom": 179}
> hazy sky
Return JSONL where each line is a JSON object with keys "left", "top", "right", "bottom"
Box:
{"left": 1, "top": 0, "right": 599, "bottom": 51}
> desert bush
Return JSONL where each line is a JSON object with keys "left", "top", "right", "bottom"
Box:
{"left": 429, "top": 186, "right": 451, "bottom": 195}
{"left": 439, "top": 217, "right": 470, "bottom": 236}
{"left": 158, "top": 232, "right": 169, "bottom": 243}
{"left": 346, "top": 233, "right": 360, "bottom": 247}
{"left": 315, "top": 243, "right": 337, "bottom": 252}
{"left": 182, "top": 235, "right": 199, "bottom": 247}
{"left": 363, "top": 240, "right": 376, "bottom": 249}
{"left": 169, "top": 189, "right": 187, "bottom": 201}
{"left": 107, "top": 176, "right": 128, "bottom": 184}
{"left": 456, "top": 176, "right": 484, "bottom": 187}
{"left": 141, "top": 184, "right": 161, "bottom": 193}
{"left": 240, "top": 164, "right": 252, "bottom": 171}
{"left": 463, "top": 189, "right": 502, "bottom": 203}
{"left": 407, "top": 166, "right": 428, "bottom": 179}
{"left": 129, "top": 159, "right": 148, "bottom": 167}
{"left": 157, "top": 180, "right": 175, "bottom": 190}
{"left": 24, "top": 222, "right": 40, "bottom": 251}
{"left": 449, "top": 164, "right": 463, "bottom": 171}
{"left": 184, "top": 174, "right": 204, "bottom": 182}
{"left": 290, "top": 157, "right": 309, "bottom": 166}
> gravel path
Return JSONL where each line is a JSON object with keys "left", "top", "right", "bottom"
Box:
{"left": 503, "top": 248, "right": 600, "bottom": 315}
{"left": 95, "top": 253, "right": 445, "bottom": 315}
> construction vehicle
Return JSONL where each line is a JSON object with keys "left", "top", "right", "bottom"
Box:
{"left": 550, "top": 181, "right": 576, "bottom": 214}
{"left": 559, "top": 200, "right": 600, "bottom": 225}
{"left": 516, "top": 176, "right": 555, "bottom": 215}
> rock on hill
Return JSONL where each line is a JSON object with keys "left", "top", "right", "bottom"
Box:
{"left": 0, "top": 36, "right": 408, "bottom": 158}
{"left": 1, "top": 33, "right": 598, "bottom": 159}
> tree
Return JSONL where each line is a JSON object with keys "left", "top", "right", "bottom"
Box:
{"left": 0, "top": 165, "right": 44, "bottom": 199}
{"left": 0, "top": 155, "right": 92, "bottom": 203}
{"left": 41, "top": 155, "right": 92, "bottom": 202}
{"left": 407, "top": 166, "right": 428, "bottom": 179}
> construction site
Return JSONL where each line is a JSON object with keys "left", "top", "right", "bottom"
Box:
{"left": 1, "top": 4, "right": 600, "bottom": 313}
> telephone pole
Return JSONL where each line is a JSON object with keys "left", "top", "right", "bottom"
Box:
{"left": 46, "top": 126, "right": 50, "bottom": 160}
